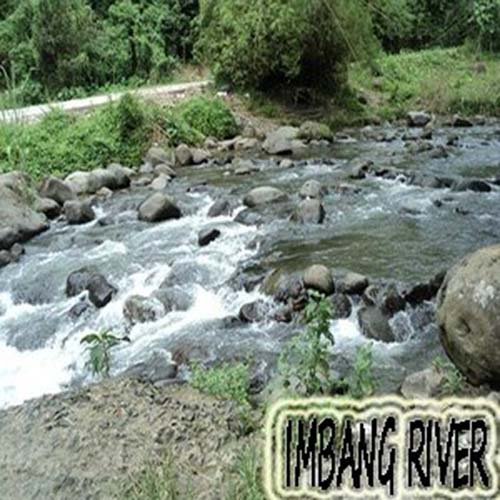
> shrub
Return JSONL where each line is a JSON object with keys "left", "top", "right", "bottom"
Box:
{"left": 176, "top": 96, "right": 238, "bottom": 139}
{"left": 197, "top": 0, "right": 375, "bottom": 95}
{"left": 348, "top": 344, "right": 377, "bottom": 399}
{"left": 81, "top": 331, "right": 130, "bottom": 378}
{"left": 226, "top": 445, "right": 266, "bottom": 500}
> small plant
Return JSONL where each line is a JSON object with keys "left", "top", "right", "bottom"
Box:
{"left": 190, "top": 362, "right": 251, "bottom": 407}
{"left": 279, "top": 291, "right": 336, "bottom": 396}
{"left": 225, "top": 445, "right": 265, "bottom": 500}
{"left": 348, "top": 344, "right": 377, "bottom": 399}
{"left": 125, "top": 454, "right": 185, "bottom": 500}
{"left": 81, "top": 331, "right": 129, "bottom": 378}
{"left": 433, "top": 356, "right": 467, "bottom": 395}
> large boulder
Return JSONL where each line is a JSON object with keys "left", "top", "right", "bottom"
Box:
{"left": 299, "top": 180, "right": 327, "bottom": 199}
{"left": 145, "top": 146, "right": 175, "bottom": 167}
{"left": 39, "top": 177, "right": 75, "bottom": 205}
{"left": 138, "top": 193, "right": 182, "bottom": 222}
{"left": 358, "top": 306, "right": 395, "bottom": 343}
{"left": 208, "top": 199, "right": 231, "bottom": 218}
{"left": 243, "top": 187, "right": 288, "bottom": 207}
{"left": 66, "top": 268, "right": 117, "bottom": 308}
{"left": 175, "top": 144, "right": 193, "bottom": 166}
{"left": 123, "top": 349, "right": 177, "bottom": 383}
{"left": 400, "top": 367, "right": 444, "bottom": 399}
{"left": 298, "top": 121, "right": 333, "bottom": 142}
{"left": 106, "top": 164, "right": 131, "bottom": 190}
{"left": 295, "top": 199, "right": 325, "bottom": 224}
{"left": 64, "top": 200, "right": 95, "bottom": 225}
{"left": 303, "top": 265, "right": 334, "bottom": 295}
{"left": 263, "top": 126, "right": 304, "bottom": 155}
{"left": 437, "top": 245, "right": 500, "bottom": 385}
{"left": 65, "top": 171, "right": 100, "bottom": 195}
{"left": 198, "top": 228, "right": 221, "bottom": 247}
{"left": 0, "top": 176, "right": 49, "bottom": 245}
{"left": 34, "top": 197, "right": 61, "bottom": 219}
{"left": 407, "top": 111, "right": 432, "bottom": 127}
{"left": 336, "top": 272, "right": 369, "bottom": 295}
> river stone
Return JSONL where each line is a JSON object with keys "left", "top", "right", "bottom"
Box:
{"left": 123, "top": 350, "right": 178, "bottom": 383}
{"left": 66, "top": 268, "right": 117, "bottom": 308}
{"left": 34, "top": 197, "right": 61, "bottom": 219}
{"left": 0, "top": 185, "right": 48, "bottom": 244}
{"left": 330, "top": 293, "right": 352, "bottom": 319}
{"left": 150, "top": 174, "right": 171, "bottom": 191}
{"left": 437, "top": 245, "right": 500, "bottom": 385}
{"left": 452, "top": 114, "right": 474, "bottom": 127}
{"left": 233, "top": 159, "right": 259, "bottom": 176}
{"left": 239, "top": 300, "right": 270, "bottom": 323}
{"left": 107, "top": 163, "right": 131, "bottom": 189}
{"left": 123, "top": 295, "right": 166, "bottom": 324}
{"left": 154, "top": 287, "right": 192, "bottom": 313}
{"left": 65, "top": 171, "right": 100, "bottom": 195}
{"left": 407, "top": 111, "right": 431, "bottom": 127}
{"left": 452, "top": 179, "right": 492, "bottom": 192}
{"left": 10, "top": 243, "right": 24, "bottom": 261}
{"left": 208, "top": 199, "right": 231, "bottom": 218}
{"left": 295, "top": 199, "right": 325, "bottom": 224}
{"left": 64, "top": 200, "right": 95, "bottom": 225}
{"left": 400, "top": 367, "right": 444, "bottom": 399}
{"left": 336, "top": 272, "right": 369, "bottom": 295}
{"left": 138, "top": 193, "right": 182, "bottom": 222}
{"left": 198, "top": 228, "right": 221, "bottom": 247}
{"left": 262, "top": 126, "right": 300, "bottom": 155}
{"left": 145, "top": 146, "right": 174, "bottom": 167}
{"left": 0, "top": 250, "right": 11, "bottom": 268}
{"left": 234, "top": 209, "right": 263, "bottom": 226}
{"left": 155, "top": 164, "right": 177, "bottom": 178}
{"left": 191, "top": 148, "right": 211, "bottom": 165}
{"left": 299, "top": 180, "right": 327, "bottom": 199}
{"left": 298, "top": 121, "right": 333, "bottom": 142}
{"left": 243, "top": 187, "right": 288, "bottom": 207}
{"left": 358, "top": 306, "right": 395, "bottom": 343}
{"left": 39, "top": 177, "right": 76, "bottom": 205}
{"left": 303, "top": 265, "right": 334, "bottom": 295}
{"left": 175, "top": 144, "right": 193, "bottom": 166}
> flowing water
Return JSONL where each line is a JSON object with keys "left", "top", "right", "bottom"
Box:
{"left": 1, "top": 122, "right": 499, "bottom": 408}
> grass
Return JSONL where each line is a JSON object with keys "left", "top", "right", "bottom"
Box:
{"left": 349, "top": 46, "right": 500, "bottom": 121}
{"left": 0, "top": 93, "right": 237, "bottom": 179}
{"left": 225, "top": 445, "right": 266, "bottom": 500}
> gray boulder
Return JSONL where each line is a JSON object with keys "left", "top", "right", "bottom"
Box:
{"left": 330, "top": 293, "right": 352, "bottom": 319}
{"left": 243, "top": 187, "right": 288, "bottom": 207}
{"left": 64, "top": 200, "right": 95, "bottom": 225}
{"left": 123, "top": 349, "right": 178, "bottom": 383}
{"left": 0, "top": 250, "right": 11, "bottom": 268}
{"left": 198, "top": 228, "right": 221, "bottom": 247}
{"left": 66, "top": 268, "right": 117, "bottom": 308}
{"left": 39, "top": 177, "right": 75, "bottom": 205}
{"left": 295, "top": 199, "right": 325, "bottom": 224}
{"left": 175, "top": 144, "right": 193, "bottom": 166}
{"left": 138, "top": 193, "right": 182, "bottom": 222}
{"left": 358, "top": 306, "right": 395, "bottom": 343}
{"left": 336, "top": 272, "right": 369, "bottom": 295}
{"left": 299, "top": 180, "right": 327, "bottom": 199}
{"left": 145, "top": 147, "right": 175, "bottom": 167}
{"left": 303, "top": 265, "right": 334, "bottom": 295}
{"left": 191, "top": 148, "right": 211, "bottom": 165}
{"left": 239, "top": 300, "right": 270, "bottom": 323}
{"left": 298, "top": 121, "right": 333, "bottom": 142}
{"left": 106, "top": 163, "right": 131, "bottom": 189}
{"left": 65, "top": 171, "right": 99, "bottom": 195}
{"left": 401, "top": 367, "right": 444, "bottom": 399}
{"left": 263, "top": 126, "right": 301, "bottom": 155}
{"left": 452, "top": 179, "right": 492, "bottom": 193}
{"left": 0, "top": 227, "right": 18, "bottom": 251}
{"left": 154, "top": 164, "right": 177, "bottom": 178}
{"left": 150, "top": 174, "right": 171, "bottom": 191}
{"left": 34, "top": 197, "right": 61, "bottom": 219}
{"left": 208, "top": 199, "right": 231, "bottom": 218}
{"left": 123, "top": 295, "right": 166, "bottom": 324}
{"left": 407, "top": 111, "right": 432, "bottom": 127}
{"left": 437, "top": 245, "right": 500, "bottom": 385}
{"left": 452, "top": 115, "right": 473, "bottom": 127}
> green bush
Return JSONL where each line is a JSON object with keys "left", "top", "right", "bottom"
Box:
{"left": 177, "top": 96, "right": 238, "bottom": 139}
{"left": 197, "top": 0, "right": 375, "bottom": 94}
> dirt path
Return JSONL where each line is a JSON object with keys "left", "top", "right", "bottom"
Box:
{"left": 0, "top": 81, "right": 210, "bottom": 124}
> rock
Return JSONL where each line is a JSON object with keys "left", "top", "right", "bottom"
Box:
{"left": 234, "top": 209, "right": 263, "bottom": 226}
{"left": 69, "top": 300, "right": 92, "bottom": 319}
{"left": 299, "top": 180, "right": 327, "bottom": 199}
{"left": 34, "top": 197, "right": 61, "bottom": 219}
{"left": 64, "top": 200, "right": 95, "bottom": 225}
{"left": 336, "top": 272, "right": 369, "bottom": 295}
{"left": 452, "top": 115, "right": 474, "bottom": 127}
{"left": 123, "top": 349, "right": 177, "bottom": 383}
{"left": 437, "top": 245, "right": 500, "bottom": 385}
{"left": 39, "top": 177, "right": 75, "bottom": 205}
{"left": 96, "top": 187, "right": 113, "bottom": 199}
{"left": 106, "top": 163, "right": 131, "bottom": 189}
{"left": 303, "top": 265, "right": 334, "bottom": 295}
{"left": 139, "top": 163, "right": 154, "bottom": 175}
{"left": 233, "top": 159, "right": 259, "bottom": 176}
{"left": 0, "top": 250, "right": 11, "bottom": 268}
{"left": 92, "top": 168, "right": 121, "bottom": 191}
{"left": 348, "top": 160, "right": 373, "bottom": 180}
{"left": 138, "top": 193, "right": 182, "bottom": 222}
{"left": 208, "top": 199, "right": 231, "bottom": 218}
{"left": 243, "top": 187, "right": 288, "bottom": 207}
{"left": 452, "top": 179, "right": 491, "bottom": 192}
{"left": 279, "top": 159, "right": 294, "bottom": 169}
{"left": 298, "top": 121, "right": 333, "bottom": 142}
{"left": 191, "top": 148, "right": 211, "bottom": 165}
{"left": 155, "top": 164, "right": 177, "bottom": 178}
{"left": 150, "top": 174, "right": 171, "bottom": 191}
{"left": 407, "top": 111, "right": 432, "bottom": 127}
{"left": 330, "top": 293, "right": 352, "bottom": 319}
{"left": 154, "top": 287, "right": 192, "bottom": 313}
{"left": 0, "top": 183, "right": 48, "bottom": 244}
{"left": 65, "top": 171, "right": 99, "bottom": 195}
{"left": 430, "top": 145, "right": 449, "bottom": 159}
{"left": 175, "top": 144, "right": 193, "bottom": 166}
{"left": 10, "top": 243, "right": 24, "bottom": 261}
{"left": 262, "top": 126, "right": 300, "bottom": 155}
{"left": 145, "top": 147, "right": 174, "bottom": 167}
{"left": 198, "top": 228, "right": 221, "bottom": 247}
{"left": 234, "top": 137, "right": 260, "bottom": 151}
{"left": 295, "top": 199, "right": 325, "bottom": 224}
{"left": 401, "top": 367, "right": 444, "bottom": 398}
{"left": 358, "top": 306, "right": 395, "bottom": 343}
{"left": 66, "top": 268, "right": 117, "bottom": 308}
{"left": 403, "top": 272, "right": 445, "bottom": 306}
{"left": 239, "top": 300, "right": 270, "bottom": 323}
{"left": 0, "top": 227, "right": 18, "bottom": 250}
{"left": 123, "top": 295, "right": 166, "bottom": 324}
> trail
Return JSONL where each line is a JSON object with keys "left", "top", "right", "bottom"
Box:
{"left": 0, "top": 80, "right": 211, "bottom": 124}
